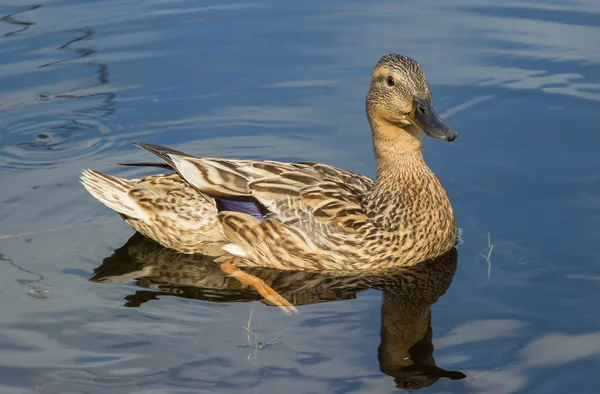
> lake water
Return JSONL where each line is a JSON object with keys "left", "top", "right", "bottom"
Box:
{"left": 1, "top": 0, "right": 599, "bottom": 393}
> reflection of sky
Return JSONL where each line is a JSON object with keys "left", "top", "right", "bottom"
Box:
{"left": 0, "top": 0, "right": 600, "bottom": 392}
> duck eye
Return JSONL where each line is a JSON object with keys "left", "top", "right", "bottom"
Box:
{"left": 386, "top": 76, "right": 395, "bottom": 87}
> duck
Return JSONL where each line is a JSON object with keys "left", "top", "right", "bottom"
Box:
{"left": 81, "top": 54, "right": 458, "bottom": 312}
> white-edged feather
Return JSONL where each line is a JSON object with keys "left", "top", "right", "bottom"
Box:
{"left": 80, "top": 169, "right": 148, "bottom": 221}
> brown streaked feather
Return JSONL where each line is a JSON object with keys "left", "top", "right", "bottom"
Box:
{"left": 131, "top": 142, "right": 192, "bottom": 171}
{"left": 82, "top": 169, "right": 227, "bottom": 255}
{"left": 217, "top": 212, "right": 332, "bottom": 270}
{"left": 80, "top": 170, "right": 147, "bottom": 220}
{"left": 139, "top": 145, "right": 374, "bottom": 240}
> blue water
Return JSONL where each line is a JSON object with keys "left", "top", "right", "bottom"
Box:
{"left": 1, "top": 0, "right": 599, "bottom": 392}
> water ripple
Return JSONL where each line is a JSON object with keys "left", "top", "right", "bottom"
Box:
{"left": 0, "top": 12, "right": 118, "bottom": 173}
{"left": 0, "top": 117, "right": 113, "bottom": 174}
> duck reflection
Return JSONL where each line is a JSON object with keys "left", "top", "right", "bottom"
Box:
{"left": 91, "top": 232, "right": 465, "bottom": 389}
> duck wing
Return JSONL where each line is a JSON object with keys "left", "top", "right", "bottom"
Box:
{"left": 132, "top": 142, "right": 375, "bottom": 269}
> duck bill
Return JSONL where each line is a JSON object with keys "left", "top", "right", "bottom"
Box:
{"left": 411, "top": 98, "right": 458, "bottom": 142}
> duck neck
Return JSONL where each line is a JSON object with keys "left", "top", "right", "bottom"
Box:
{"left": 366, "top": 114, "right": 451, "bottom": 230}
{"left": 368, "top": 114, "right": 429, "bottom": 190}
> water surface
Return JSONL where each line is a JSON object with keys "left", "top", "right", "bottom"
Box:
{"left": 1, "top": 0, "right": 599, "bottom": 393}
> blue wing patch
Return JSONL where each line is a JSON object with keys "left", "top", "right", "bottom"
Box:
{"left": 214, "top": 197, "right": 266, "bottom": 220}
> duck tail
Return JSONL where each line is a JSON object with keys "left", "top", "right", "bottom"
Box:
{"left": 80, "top": 169, "right": 148, "bottom": 220}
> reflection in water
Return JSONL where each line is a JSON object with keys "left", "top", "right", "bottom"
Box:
{"left": 91, "top": 233, "right": 466, "bottom": 390}
{"left": 0, "top": 253, "right": 50, "bottom": 299}
{"left": 0, "top": 5, "right": 40, "bottom": 37}
{"left": 21, "top": 27, "right": 117, "bottom": 147}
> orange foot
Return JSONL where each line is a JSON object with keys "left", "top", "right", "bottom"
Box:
{"left": 220, "top": 263, "right": 298, "bottom": 315}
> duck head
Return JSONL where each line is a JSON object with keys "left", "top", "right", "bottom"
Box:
{"left": 366, "top": 54, "right": 457, "bottom": 151}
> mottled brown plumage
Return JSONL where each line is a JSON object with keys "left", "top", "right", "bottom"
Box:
{"left": 81, "top": 54, "right": 458, "bottom": 272}
{"left": 91, "top": 233, "right": 466, "bottom": 389}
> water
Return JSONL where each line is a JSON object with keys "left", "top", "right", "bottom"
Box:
{"left": 0, "top": 0, "right": 599, "bottom": 392}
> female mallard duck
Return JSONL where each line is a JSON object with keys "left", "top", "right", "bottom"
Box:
{"left": 81, "top": 54, "right": 458, "bottom": 312}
